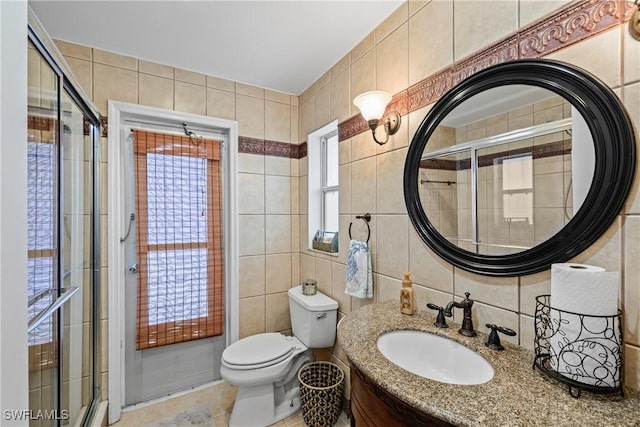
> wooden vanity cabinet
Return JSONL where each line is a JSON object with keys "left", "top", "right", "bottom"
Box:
{"left": 350, "top": 366, "right": 453, "bottom": 427}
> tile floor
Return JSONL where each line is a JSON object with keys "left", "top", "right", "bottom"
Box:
{"left": 111, "top": 380, "right": 351, "bottom": 427}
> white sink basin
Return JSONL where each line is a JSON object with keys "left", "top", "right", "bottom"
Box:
{"left": 376, "top": 330, "right": 494, "bottom": 385}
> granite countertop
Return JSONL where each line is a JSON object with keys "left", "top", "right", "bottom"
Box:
{"left": 337, "top": 301, "right": 640, "bottom": 426}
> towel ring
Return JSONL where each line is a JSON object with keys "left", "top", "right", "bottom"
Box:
{"left": 349, "top": 213, "right": 371, "bottom": 244}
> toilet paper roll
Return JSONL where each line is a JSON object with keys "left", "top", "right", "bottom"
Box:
{"left": 548, "top": 263, "right": 620, "bottom": 387}
{"left": 550, "top": 263, "right": 618, "bottom": 316}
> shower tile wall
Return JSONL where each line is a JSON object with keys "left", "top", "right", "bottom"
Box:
{"left": 297, "top": 0, "right": 640, "bottom": 394}
{"left": 54, "top": 38, "right": 301, "bottom": 398}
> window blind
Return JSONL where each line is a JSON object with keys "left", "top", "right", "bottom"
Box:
{"left": 133, "top": 130, "right": 224, "bottom": 350}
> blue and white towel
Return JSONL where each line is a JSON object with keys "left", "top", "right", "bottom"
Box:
{"left": 345, "top": 239, "right": 373, "bottom": 299}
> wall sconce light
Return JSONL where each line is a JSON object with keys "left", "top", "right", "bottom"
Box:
{"left": 353, "top": 91, "right": 401, "bottom": 145}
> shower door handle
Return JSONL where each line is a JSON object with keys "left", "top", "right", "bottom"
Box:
{"left": 128, "top": 263, "right": 138, "bottom": 274}
{"left": 28, "top": 286, "right": 79, "bottom": 333}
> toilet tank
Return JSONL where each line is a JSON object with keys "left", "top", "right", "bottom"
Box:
{"left": 288, "top": 286, "right": 338, "bottom": 348}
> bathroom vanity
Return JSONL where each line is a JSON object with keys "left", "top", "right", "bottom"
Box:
{"left": 337, "top": 301, "right": 640, "bottom": 426}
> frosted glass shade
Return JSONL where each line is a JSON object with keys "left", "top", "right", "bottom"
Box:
{"left": 353, "top": 91, "right": 392, "bottom": 121}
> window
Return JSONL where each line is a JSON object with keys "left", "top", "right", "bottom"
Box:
{"left": 133, "top": 130, "right": 224, "bottom": 350}
{"left": 308, "top": 121, "right": 339, "bottom": 251}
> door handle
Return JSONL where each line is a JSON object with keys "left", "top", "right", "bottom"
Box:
{"left": 128, "top": 263, "right": 138, "bottom": 274}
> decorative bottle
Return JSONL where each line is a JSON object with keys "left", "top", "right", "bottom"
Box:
{"left": 400, "top": 272, "right": 415, "bottom": 315}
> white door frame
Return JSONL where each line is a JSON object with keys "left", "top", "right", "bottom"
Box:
{"left": 107, "top": 101, "right": 239, "bottom": 424}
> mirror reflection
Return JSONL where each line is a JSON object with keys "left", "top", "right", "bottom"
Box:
{"left": 418, "top": 85, "right": 595, "bottom": 255}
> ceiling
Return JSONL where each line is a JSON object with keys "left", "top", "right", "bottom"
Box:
{"left": 29, "top": 0, "right": 404, "bottom": 95}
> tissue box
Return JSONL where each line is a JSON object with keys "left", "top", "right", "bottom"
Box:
{"left": 312, "top": 230, "right": 338, "bottom": 253}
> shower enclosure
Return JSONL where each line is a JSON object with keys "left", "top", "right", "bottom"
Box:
{"left": 27, "top": 15, "right": 102, "bottom": 427}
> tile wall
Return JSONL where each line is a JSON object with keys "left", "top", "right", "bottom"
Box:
{"left": 53, "top": 39, "right": 301, "bottom": 399}
{"left": 298, "top": 0, "right": 640, "bottom": 395}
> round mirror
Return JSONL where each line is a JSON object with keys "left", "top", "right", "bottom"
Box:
{"left": 404, "top": 59, "right": 636, "bottom": 276}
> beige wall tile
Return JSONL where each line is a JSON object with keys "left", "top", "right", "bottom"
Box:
{"left": 206, "top": 88, "right": 235, "bottom": 120}
{"left": 207, "top": 75, "right": 235, "bottom": 92}
{"left": 139, "top": 60, "right": 173, "bottom": 78}
{"left": 174, "top": 81, "right": 206, "bottom": 115}
{"left": 236, "top": 82, "right": 264, "bottom": 98}
{"left": 331, "top": 53, "right": 350, "bottom": 79}
{"left": 300, "top": 253, "right": 316, "bottom": 281}
{"left": 351, "top": 156, "right": 377, "bottom": 214}
{"left": 266, "top": 253, "right": 292, "bottom": 294}
{"left": 138, "top": 74, "right": 173, "bottom": 111}
{"left": 290, "top": 177, "right": 300, "bottom": 215}
{"left": 291, "top": 252, "right": 301, "bottom": 286}
{"left": 265, "top": 101, "right": 291, "bottom": 142}
{"left": 54, "top": 39, "right": 92, "bottom": 60}
{"left": 265, "top": 156, "right": 290, "bottom": 176}
{"left": 174, "top": 68, "right": 206, "bottom": 85}
{"left": 314, "top": 84, "right": 331, "bottom": 129}
{"left": 376, "top": 148, "right": 407, "bottom": 214}
{"left": 300, "top": 100, "right": 314, "bottom": 141}
{"left": 236, "top": 94, "right": 265, "bottom": 139}
{"left": 409, "top": 0, "right": 428, "bottom": 16}
{"left": 266, "top": 175, "right": 291, "bottom": 214}
{"left": 291, "top": 214, "right": 300, "bottom": 253}
{"left": 376, "top": 3, "right": 408, "bottom": 43}
{"left": 454, "top": 0, "right": 517, "bottom": 61}
{"left": 93, "top": 63, "right": 138, "bottom": 114}
{"left": 519, "top": 314, "right": 535, "bottom": 350}
{"left": 622, "top": 82, "right": 640, "bottom": 214}
{"left": 548, "top": 27, "right": 621, "bottom": 89}
{"left": 339, "top": 163, "right": 351, "bottom": 215}
{"left": 519, "top": 0, "right": 569, "bottom": 27}
{"left": 239, "top": 215, "right": 265, "bottom": 256}
{"left": 519, "top": 271, "right": 550, "bottom": 317}
{"left": 265, "top": 89, "right": 290, "bottom": 104}
{"left": 376, "top": 215, "right": 409, "bottom": 278}
{"left": 569, "top": 217, "right": 621, "bottom": 272}
{"left": 238, "top": 153, "right": 264, "bottom": 174}
{"left": 409, "top": 0, "right": 453, "bottom": 86}
{"left": 331, "top": 69, "right": 351, "bottom": 123}
{"left": 266, "top": 292, "right": 291, "bottom": 332}
{"left": 65, "top": 57, "right": 92, "bottom": 99}
{"left": 376, "top": 274, "right": 401, "bottom": 303}
{"left": 238, "top": 173, "right": 264, "bottom": 214}
{"left": 454, "top": 270, "right": 519, "bottom": 311}
{"left": 239, "top": 255, "right": 265, "bottom": 298}
{"left": 265, "top": 215, "right": 291, "bottom": 254}
{"left": 414, "top": 285, "right": 452, "bottom": 313}
{"left": 350, "top": 50, "right": 376, "bottom": 104}
{"left": 472, "top": 302, "right": 520, "bottom": 346}
{"left": 625, "top": 344, "right": 640, "bottom": 390}
{"left": 239, "top": 296, "right": 265, "bottom": 338}
{"left": 291, "top": 106, "right": 300, "bottom": 144}
{"left": 376, "top": 23, "right": 408, "bottom": 95}
{"left": 625, "top": 27, "right": 640, "bottom": 84}
{"left": 331, "top": 262, "right": 351, "bottom": 315}
{"left": 351, "top": 126, "right": 377, "bottom": 162}
{"left": 314, "top": 258, "right": 332, "bottom": 296}
{"left": 624, "top": 216, "right": 640, "bottom": 346}
{"left": 93, "top": 48, "right": 137, "bottom": 71}
{"left": 352, "top": 31, "right": 375, "bottom": 62}
{"left": 408, "top": 228, "right": 454, "bottom": 294}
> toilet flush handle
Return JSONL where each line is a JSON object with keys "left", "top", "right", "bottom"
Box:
{"left": 316, "top": 312, "right": 327, "bottom": 320}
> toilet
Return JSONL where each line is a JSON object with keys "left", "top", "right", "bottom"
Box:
{"left": 221, "top": 285, "right": 339, "bottom": 427}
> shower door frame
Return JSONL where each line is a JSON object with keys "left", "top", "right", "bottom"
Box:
{"left": 107, "top": 101, "right": 239, "bottom": 424}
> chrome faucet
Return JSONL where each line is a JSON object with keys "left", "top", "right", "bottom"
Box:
{"left": 444, "top": 292, "right": 477, "bottom": 337}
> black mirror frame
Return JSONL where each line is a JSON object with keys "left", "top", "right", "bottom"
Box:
{"left": 404, "top": 59, "right": 636, "bottom": 276}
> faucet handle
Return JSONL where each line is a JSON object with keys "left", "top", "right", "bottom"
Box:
{"left": 426, "top": 303, "right": 449, "bottom": 328}
{"left": 485, "top": 324, "right": 517, "bottom": 351}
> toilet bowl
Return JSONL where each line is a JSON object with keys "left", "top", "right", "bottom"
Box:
{"left": 221, "top": 286, "right": 338, "bottom": 427}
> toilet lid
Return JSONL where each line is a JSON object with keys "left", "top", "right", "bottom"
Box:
{"left": 222, "top": 333, "right": 294, "bottom": 368}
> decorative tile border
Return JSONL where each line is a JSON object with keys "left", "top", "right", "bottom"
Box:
{"left": 339, "top": 0, "right": 633, "bottom": 142}
{"left": 238, "top": 136, "right": 307, "bottom": 159}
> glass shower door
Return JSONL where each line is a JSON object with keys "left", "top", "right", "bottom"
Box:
{"left": 27, "top": 34, "right": 100, "bottom": 427}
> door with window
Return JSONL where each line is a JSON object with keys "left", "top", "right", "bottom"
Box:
{"left": 123, "top": 126, "right": 226, "bottom": 405}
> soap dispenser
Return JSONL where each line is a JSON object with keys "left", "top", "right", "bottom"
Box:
{"left": 400, "top": 272, "right": 415, "bottom": 315}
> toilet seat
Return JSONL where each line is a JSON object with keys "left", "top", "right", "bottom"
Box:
{"left": 222, "top": 333, "right": 295, "bottom": 370}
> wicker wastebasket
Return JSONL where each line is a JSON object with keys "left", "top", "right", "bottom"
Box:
{"left": 298, "top": 361, "right": 344, "bottom": 427}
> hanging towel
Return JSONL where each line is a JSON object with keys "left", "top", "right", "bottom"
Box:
{"left": 345, "top": 239, "right": 373, "bottom": 299}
